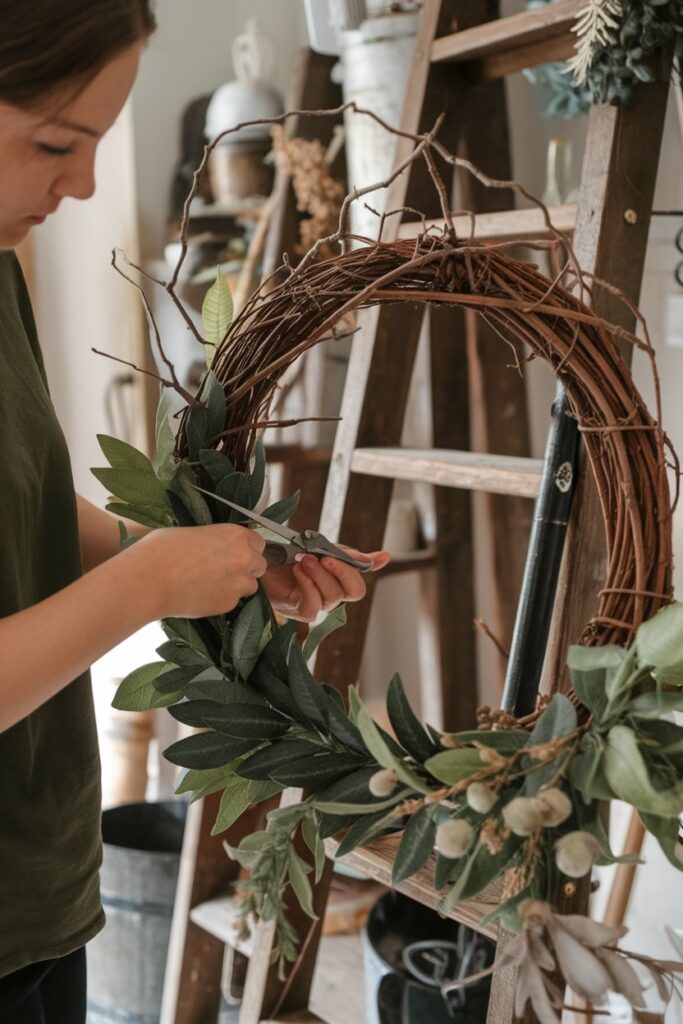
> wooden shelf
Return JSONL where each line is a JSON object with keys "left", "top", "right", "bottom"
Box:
{"left": 351, "top": 448, "right": 543, "bottom": 498}
{"left": 432, "top": 0, "right": 581, "bottom": 80}
{"left": 325, "top": 834, "right": 500, "bottom": 941}
{"left": 380, "top": 543, "right": 437, "bottom": 576}
{"left": 398, "top": 204, "right": 577, "bottom": 243}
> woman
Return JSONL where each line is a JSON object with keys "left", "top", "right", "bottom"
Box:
{"left": 0, "top": 3, "right": 388, "bottom": 1019}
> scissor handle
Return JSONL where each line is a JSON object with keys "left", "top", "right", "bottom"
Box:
{"left": 264, "top": 541, "right": 297, "bottom": 567}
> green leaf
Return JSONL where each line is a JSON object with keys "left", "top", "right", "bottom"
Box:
{"left": 201, "top": 371, "right": 227, "bottom": 447}
{"left": 232, "top": 595, "right": 268, "bottom": 680}
{"left": 640, "top": 811, "right": 683, "bottom": 871}
{"left": 313, "top": 790, "right": 411, "bottom": 816}
{"left": 574, "top": 799, "right": 641, "bottom": 867}
{"left": 604, "top": 725, "right": 683, "bottom": 816}
{"left": 211, "top": 779, "right": 251, "bottom": 834}
{"left": 301, "top": 817, "right": 326, "bottom": 882}
{"left": 175, "top": 764, "right": 237, "bottom": 801}
{"left": 202, "top": 267, "right": 234, "bottom": 345}
{"left": 569, "top": 733, "right": 615, "bottom": 804}
{"left": 443, "top": 730, "right": 528, "bottom": 754}
{"left": 313, "top": 767, "right": 385, "bottom": 806}
{"left": 522, "top": 693, "right": 577, "bottom": 795}
{"left": 199, "top": 448, "right": 235, "bottom": 485}
{"left": 392, "top": 808, "right": 436, "bottom": 885}
{"left": 356, "top": 703, "right": 429, "bottom": 793}
{"left": 236, "top": 740, "right": 323, "bottom": 780}
{"left": 112, "top": 662, "right": 182, "bottom": 711}
{"left": 153, "top": 388, "right": 176, "bottom": 480}
{"left": 97, "top": 433, "right": 158, "bottom": 476}
{"left": 635, "top": 602, "right": 683, "bottom": 681}
{"left": 262, "top": 491, "right": 301, "bottom": 524}
{"left": 164, "top": 731, "right": 254, "bottom": 769}
{"left": 157, "top": 640, "right": 209, "bottom": 667}
{"left": 168, "top": 462, "right": 213, "bottom": 524}
{"left": 634, "top": 718, "right": 683, "bottom": 755}
{"left": 302, "top": 606, "right": 347, "bottom": 662}
{"left": 169, "top": 699, "right": 228, "bottom": 728}
{"left": 386, "top": 674, "right": 438, "bottom": 762}
{"left": 92, "top": 466, "right": 170, "bottom": 509}
{"left": 425, "top": 748, "right": 483, "bottom": 785}
{"left": 105, "top": 502, "right": 173, "bottom": 529}
{"left": 153, "top": 664, "right": 212, "bottom": 696}
{"left": 335, "top": 810, "right": 394, "bottom": 857}
{"left": 323, "top": 688, "right": 367, "bottom": 755}
{"left": 246, "top": 779, "right": 282, "bottom": 804}
{"left": 267, "top": 753, "right": 369, "bottom": 790}
{"left": 250, "top": 663, "right": 302, "bottom": 721}
{"left": 287, "top": 847, "right": 317, "bottom": 919}
{"left": 204, "top": 702, "right": 290, "bottom": 740}
{"left": 162, "top": 617, "right": 213, "bottom": 660}
{"left": 441, "top": 843, "right": 504, "bottom": 910}
{"left": 628, "top": 690, "right": 683, "bottom": 719}
{"left": 184, "top": 674, "right": 267, "bottom": 706}
{"left": 248, "top": 438, "right": 266, "bottom": 507}
{"left": 288, "top": 643, "right": 329, "bottom": 730}
{"left": 567, "top": 644, "right": 626, "bottom": 720}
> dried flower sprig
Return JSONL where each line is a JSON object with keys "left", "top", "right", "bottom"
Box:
{"left": 568, "top": 0, "right": 623, "bottom": 85}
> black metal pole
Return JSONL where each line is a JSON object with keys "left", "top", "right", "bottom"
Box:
{"left": 501, "top": 386, "right": 582, "bottom": 717}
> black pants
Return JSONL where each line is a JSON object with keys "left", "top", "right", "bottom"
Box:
{"left": 0, "top": 947, "right": 86, "bottom": 1024}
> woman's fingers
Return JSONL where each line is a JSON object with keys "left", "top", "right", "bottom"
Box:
{"left": 297, "top": 555, "right": 346, "bottom": 610}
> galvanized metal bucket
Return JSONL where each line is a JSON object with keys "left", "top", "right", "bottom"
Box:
{"left": 87, "top": 801, "right": 186, "bottom": 1024}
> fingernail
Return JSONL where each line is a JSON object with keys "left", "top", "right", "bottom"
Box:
{"left": 303, "top": 555, "right": 318, "bottom": 570}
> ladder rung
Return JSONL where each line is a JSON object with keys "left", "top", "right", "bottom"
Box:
{"left": 432, "top": 0, "right": 581, "bottom": 80}
{"left": 398, "top": 204, "right": 577, "bottom": 243}
{"left": 381, "top": 543, "right": 437, "bottom": 576}
{"left": 351, "top": 449, "right": 542, "bottom": 498}
{"left": 189, "top": 895, "right": 252, "bottom": 955}
{"left": 325, "top": 835, "right": 499, "bottom": 941}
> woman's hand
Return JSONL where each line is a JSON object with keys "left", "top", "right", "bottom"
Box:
{"left": 263, "top": 547, "right": 391, "bottom": 622}
{"left": 134, "top": 524, "right": 268, "bottom": 620}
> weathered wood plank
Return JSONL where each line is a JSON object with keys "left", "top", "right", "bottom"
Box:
{"left": 397, "top": 202, "right": 577, "bottom": 242}
{"left": 431, "top": 0, "right": 580, "bottom": 78}
{"left": 325, "top": 834, "right": 500, "bottom": 941}
{"left": 351, "top": 447, "right": 543, "bottom": 496}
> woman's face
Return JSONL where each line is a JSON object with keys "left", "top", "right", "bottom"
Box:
{"left": 0, "top": 42, "right": 142, "bottom": 248}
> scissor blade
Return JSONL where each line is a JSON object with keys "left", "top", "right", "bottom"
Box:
{"left": 192, "top": 485, "right": 300, "bottom": 542}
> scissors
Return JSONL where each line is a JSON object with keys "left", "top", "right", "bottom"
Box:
{"left": 192, "top": 485, "right": 374, "bottom": 571}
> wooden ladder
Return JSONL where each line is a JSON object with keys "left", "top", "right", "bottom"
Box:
{"left": 234, "top": 2, "right": 671, "bottom": 1023}
{"left": 160, "top": 4, "right": 671, "bottom": 1023}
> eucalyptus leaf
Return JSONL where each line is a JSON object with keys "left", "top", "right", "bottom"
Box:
{"left": 604, "top": 725, "right": 683, "bottom": 816}
{"left": 569, "top": 733, "right": 615, "bottom": 804}
{"left": 640, "top": 811, "right": 683, "bottom": 871}
{"left": 211, "top": 779, "right": 251, "bottom": 835}
{"left": 153, "top": 664, "right": 212, "bottom": 696}
{"left": 162, "top": 617, "right": 214, "bottom": 660}
{"left": 635, "top": 602, "right": 683, "bottom": 681}
{"left": 634, "top": 718, "right": 683, "bottom": 755}
{"left": 425, "top": 748, "right": 483, "bottom": 785}
{"left": 392, "top": 808, "right": 436, "bottom": 885}
{"left": 567, "top": 644, "right": 626, "bottom": 720}
{"left": 184, "top": 674, "right": 267, "bottom": 706}
{"left": 157, "top": 640, "right": 209, "bottom": 668}
{"left": 112, "top": 662, "right": 182, "bottom": 711}
{"left": 164, "top": 731, "right": 254, "bottom": 769}
{"left": 168, "top": 699, "right": 229, "bottom": 728}
{"left": 628, "top": 690, "right": 683, "bottom": 719}
{"left": 97, "top": 433, "right": 159, "bottom": 476}
{"left": 302, "top": 605, "right": 347, "bottom": 662}
{"left": 387, "top": 673, "right": 438, "bottom": 762}
{"left": 168, "top": 462, "right": 213, "bottom": 524}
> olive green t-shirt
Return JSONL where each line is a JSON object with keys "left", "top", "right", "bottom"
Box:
{"left": 0, "top": 250, "right": 104, "bottom": 978}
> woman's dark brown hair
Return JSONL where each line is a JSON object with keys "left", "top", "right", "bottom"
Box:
{"left": 0, "top": 0, "right": 156, "bottom": 108}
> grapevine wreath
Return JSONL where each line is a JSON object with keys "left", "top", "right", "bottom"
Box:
{"left": 96, "top": 106, "right": 683, "bottom": 1021}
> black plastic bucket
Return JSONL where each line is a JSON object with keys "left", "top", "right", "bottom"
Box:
{"left": 363, "top": 891, "right": 495, "bottom": 1024}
